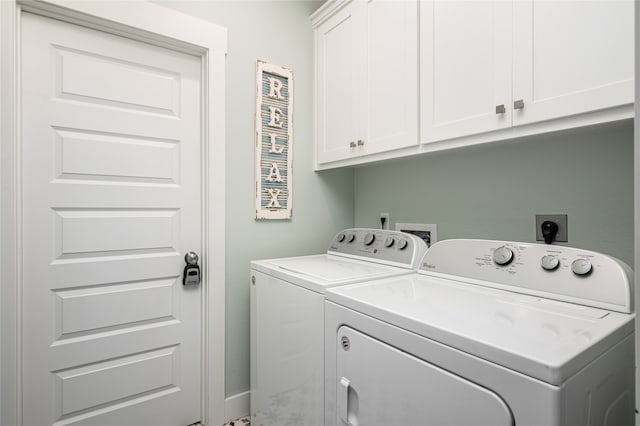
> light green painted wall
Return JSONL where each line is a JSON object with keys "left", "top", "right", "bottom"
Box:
{"left": 144, "top": 1, "right": 634, "bottom": 403}
{"left": 155, "top": 0, "right": 354, "bottom": 398}
{"left": 355, "top": 122, "right": 634, "bottom": 267}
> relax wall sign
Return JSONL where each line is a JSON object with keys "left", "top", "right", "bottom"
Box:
{"left": 255, "top": 60, "right": 293, "bottom": 220}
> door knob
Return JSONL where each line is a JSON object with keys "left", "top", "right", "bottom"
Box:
{"left": 514, "top": 99, "right": 525, "bottom": 109}
{"left": 349, "top": 141, "right": 356, "bottom": 148}
{"left": 495, "top": 104, "right": 506, "bottom": 114}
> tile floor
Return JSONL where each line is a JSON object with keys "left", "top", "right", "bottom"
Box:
{"left": 223, "top": 416, "right": 250, "bottom": 426}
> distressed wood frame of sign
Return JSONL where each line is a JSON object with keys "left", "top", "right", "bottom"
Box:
{"left": 255, "top": 60, "right": 293, "bottom": 219}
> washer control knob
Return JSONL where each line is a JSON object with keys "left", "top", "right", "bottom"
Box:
{"left": 346, "top": 233, "right": 355, "bottom": 243}
{"left": 571, "top": 258, "right": 593, "bottom": 276}
{"left": 336, "top": 232, "right": 346, "bottom": 243}
{"left": 540, "top": 255, "right": 560, "bottom": 271}
{"left": 364, "top": 233, "right": 375, "bottom": 246}
{"left": 384, "top": 236, "right": 395, "bottom": 248}
{"left": 397, "top": 239, "right": 409, "bottom": 250}
{"left": 493, "top": 246, "right": 514, "bottom": 266}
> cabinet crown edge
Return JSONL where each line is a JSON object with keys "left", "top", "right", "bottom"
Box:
{"left": 310, "top": 0, "right": 352, "bottom": 27}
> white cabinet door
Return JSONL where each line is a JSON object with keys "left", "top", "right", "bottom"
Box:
{"left": 315, "top": 0, "right": 418, "bottom": 165}
{"left": 512, "top": 0, "right": 634, "bottom": 126}
{"left": 421, "top": 1, "right": 512, "bottom": 143}
{"left": 316, "top": 2, "right": 365, "bottom": 164}
{"left": 361, "top": 0, "right": 418, "bottom": 155}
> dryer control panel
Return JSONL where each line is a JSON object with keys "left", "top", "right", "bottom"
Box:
{"left": 328, "top": 228, "right": 428, "bottom": 269}
{"left": 420, "top": 239, "right": 633, "bottom": 313}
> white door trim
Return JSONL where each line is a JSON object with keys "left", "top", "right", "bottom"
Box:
{"left": 0, "top": 1, "right": 227, "bottom": 425}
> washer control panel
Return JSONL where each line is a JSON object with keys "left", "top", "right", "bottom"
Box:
{"left": 328, "top": 228, "right": 428, "bottom": 269}
{"left": 420, "top": 239, "right": 633, "bottom": 313}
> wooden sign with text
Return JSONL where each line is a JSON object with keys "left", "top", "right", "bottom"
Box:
{"left": 255, "top": 61, "right": 293, "bottom": 219}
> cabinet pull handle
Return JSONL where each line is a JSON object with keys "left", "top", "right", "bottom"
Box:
{"left": 357, "top": 139, "right": 365, "bottom": 146}
{"left": 495, "top": 104, "right": 506, "bottom": 114}
{"left": 349, "top": 141, "right": 356, "bottom": 148}
{"left": 514, "top": 99, "right": 525, "bottom": 110}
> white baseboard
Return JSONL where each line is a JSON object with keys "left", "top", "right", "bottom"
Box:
{"left": 225, "top": 390, "right": 250, "bottom": 422}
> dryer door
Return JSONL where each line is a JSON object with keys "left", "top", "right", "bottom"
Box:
{"left": 336, "top": 326, "right": 514, "bottom": 426}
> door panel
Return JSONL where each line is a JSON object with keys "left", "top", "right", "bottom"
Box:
{"left": 21, "top": 12, "right": 201, "bottom": 426}
{"left": 421, "top": 1, "right": 512, "bottom": 143}
{"left": 364, "top": 0, "right": 418, "bottom": 155}
{"left": 250, "top": 271, "right": 324, "bottom": 426}
{"left": 316, "top": 2, "right": 365, "bottom": 164}
{"left": 55, "top": 47, "right": 180, "bottom": 114}
{"left": 336, "top": 326, "right": 514, "bottom": 426}
{"left": 512, "top": 0, "right": 634, "bottom": 125}
{"left": 55, "top": 128, "right": 180, "bottom": 183}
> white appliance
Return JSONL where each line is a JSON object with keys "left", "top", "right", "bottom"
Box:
{"left": 325, "top": 239, "right": 635, "bottom": 426}
{"left": 250, "top": 228, "right": 428, "bottom": 426}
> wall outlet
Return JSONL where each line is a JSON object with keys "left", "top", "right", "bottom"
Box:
{"left": 535, "top": 214, "right": 568, "bottom": 243}
{"left": 380, "top": 212, "right": 390, "bottom": 229}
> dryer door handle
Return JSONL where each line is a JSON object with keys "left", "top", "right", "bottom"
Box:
{"left": 338, "top": 377, "right": 357, "bottom": 425}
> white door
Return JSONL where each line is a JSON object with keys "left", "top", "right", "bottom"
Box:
{"left": 363, "top": 0, "right": 418, "bottom": 156}
{"left": 512, "top": 0, "right": 634, "bottom": 126}
{"left": 21, "top": 12, "right": 202, "bottom": 426}
{"left": 316, "top": 1, "right": 366, "bottom": 165}
{"left": 420, "top": 1, "right": 512, "bottom": 143}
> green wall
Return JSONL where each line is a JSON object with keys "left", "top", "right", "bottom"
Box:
{"left": 354, "top": 122, "right": 634, "bottom": 267}
{"left": 156, "top": 0, "right": 354, "bottom": 398}
{"left": 148, "top": 1, "right": 634, "bottom": 404}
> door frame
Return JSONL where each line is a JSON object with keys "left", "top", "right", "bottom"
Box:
{"left": 0, "top": 1, "right": 227, "bottom": 425}
{"left": 634, "top": 1, "right": 639, "bottom": 422}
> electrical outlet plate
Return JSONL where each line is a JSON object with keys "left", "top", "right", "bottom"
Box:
{"left": 380, "top": 212, "right": 390, "bottom": 229}
{"left": 535, "top": 214, "right": 568, "bottom": 243}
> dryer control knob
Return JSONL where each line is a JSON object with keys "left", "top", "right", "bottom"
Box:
{"left": 364, "top": 233, "right": 375, "bottom": 245}
{"left": 397, "top": 239, "right": 409, "bottom": 250}
{"left": 540, "top": 255, "right": 560, "bottom": 271}
{"left": 384, "top": 236, "right": 395, "bottom": 247}
{"left": 336, "top": 232, "right": 346, "bottom": 243}
{"left": 571, "top": 258, "right": 593, "bottom": 276}
{"left": 493, "top": 246, "right": 514, "bottom": 266}
{"left": 346, "top": 233, "right": 355, "bottom": 243}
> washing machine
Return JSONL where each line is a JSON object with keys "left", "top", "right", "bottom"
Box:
{"left": 324, "top": 239, "right": 635, "bottom": 426}
{"left": 250, "top": 228, "right": 428, "bottom": 426}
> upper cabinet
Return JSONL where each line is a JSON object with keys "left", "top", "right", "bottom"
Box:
{"left": 313, "top": 0, "right": 634, "bottom": 169}
{"left": 511, "top": 0, "right": 634, "bottom": 126}
{"left": 315, "top": 2, "right": 364, "bottom": 165}
{"left": 420, "top": 0, "right": 634, "bottom": 144}
{"left": 420, "top": 1, "right": 513, "bottom": 142}
{"left": 313, "top": 0, "right": 419, "bottom": 165}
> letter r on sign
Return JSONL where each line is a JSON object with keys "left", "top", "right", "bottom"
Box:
{"left": 268, "top": 77, "right": 285, "bottom": 100}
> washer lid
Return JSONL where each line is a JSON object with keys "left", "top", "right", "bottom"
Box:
{"left": 251, "top": 254, "right": 412, "bottom": 293}
{"left": 326, "top": 274, "right": 635, "bottom": 385}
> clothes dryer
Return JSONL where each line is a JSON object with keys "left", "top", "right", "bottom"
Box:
{"left": 250, "top": 228, "right": 427, "bottom": 426}
{"left": 325, "top": 239, "right": 635, "bottom": 426}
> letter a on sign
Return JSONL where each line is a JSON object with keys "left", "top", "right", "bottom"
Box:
{"left": 255, "top": 60, "right": 293, "bottom": 219}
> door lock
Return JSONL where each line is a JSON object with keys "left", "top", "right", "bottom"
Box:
{"left": 183, "top": 251, "right": 201, "bottom": 285}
